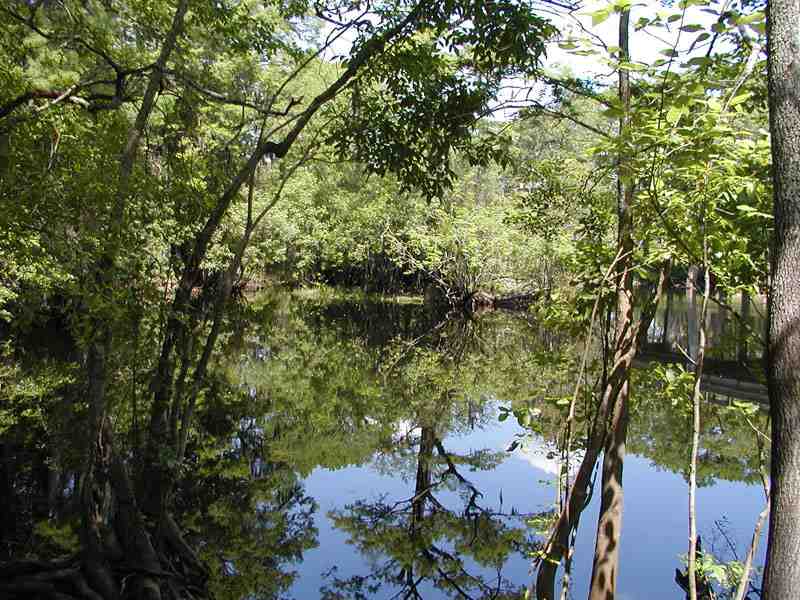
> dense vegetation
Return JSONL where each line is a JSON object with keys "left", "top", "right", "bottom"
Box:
{"left": 2, "top": 0, "right": 797, "bottom": 599}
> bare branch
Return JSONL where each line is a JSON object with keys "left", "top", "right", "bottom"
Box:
{"left": 168, "top": 71, "right": 304, "bottom": 116}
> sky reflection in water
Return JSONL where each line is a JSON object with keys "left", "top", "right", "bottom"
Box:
{"left": 289, "top": 404, "right": 766, "bottom": 600}
{"left": 245, "top": 295, "right": 770, "bottom": 600}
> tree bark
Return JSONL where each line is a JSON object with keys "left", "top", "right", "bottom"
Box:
{"left": 412, "top": 426, "right": 436, "bottom": 531}
{"left": 661, "top": 285, "right": 673, "bottom": 349}
{"left": 77, "top": 3, "right": 190, "bottom": 597}
{"left": 688, "top": 266, "right": 710, "bottom": 600}
{"left": 763, "top": 2, "right": 800, "bottom": 599}
{"left": 534, "top": 255, "right": 669, "bottom": 600}
{"left": 686, "top": 265, "right": 699, "bottom": 367}
{"left": 141, "top": 3, "right": 430, "bottom": 515}
{"left": 738, "top": 291, "right": 751, "bottom": 364}
{"left": 587, "top": 8, "right": 634, "bottom": 600}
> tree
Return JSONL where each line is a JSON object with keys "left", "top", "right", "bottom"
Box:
{"left": 527, "top": 1, "right": 770, "bottom": 598}
{"left": 0, "top": 1, "right": 560, "bottom": 598}
{"left": 763, "top": 1, "right": 800, "bottom": 598}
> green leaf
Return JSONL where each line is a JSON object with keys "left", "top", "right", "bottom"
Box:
{"left": 727, "top": 92, "right": 752, "bottom": 107}
{"left": 619, "top": 61, "right": 646, "bottom": 72}
{"left": 666, "top": 105, "right": 684, "bottom": 125}
{"left": 590, "top": 7, "right": 613, "bottom": 26}
{"left": 711, "top": 21, "right": 728, "bottom": 33}
{"left": 686, "top": 56, "right": 712, "bottom": 67}
{"left": 735, "top": 11, "right": 765, "bottom": 26}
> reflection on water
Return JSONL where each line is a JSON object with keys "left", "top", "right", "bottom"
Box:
{"left": 641, "top": 288, "right": 769, "bottom": 406}
{"left": 1, "top": 291, "right": 770, "bottom": 599}
{"left": 644, "top": 288, "right": 767, "bottom": 370}
{"left": 234, "top": 293, "right": 769, "bottom": 599}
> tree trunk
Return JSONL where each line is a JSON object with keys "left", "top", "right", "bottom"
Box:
{"left": 412, "top": 427, "right": 435, "bottom": 531}
{"left": 587, "top": 8, "right": 634, "bottom": 600}
{"left": 80, "top": 333, "right": 119, "bottom": 600}
{"left": 715, "top": 289, "right": 727, "bottom": 355}
{"left": 74, "top": 3, "right": 190, "bottom": 597}
{"left": 661, "top": 285, "right": 673, "bottom": 349}
{"left": 763, "top": 2, "right": 800, "bottom": 599}
{"left": 139, "top": 6, "right": 428, "bottom": 513}
{"left": 534, "top": 258, "right": 670, "bottom": 600}
{"left": 738, "top": 291, "right": 751, "bottom": 364}
{"left": 688, "top": 266, "right": 711, "bottom": 600}
{"left": 0, "top": 443, "right": 17, "bottom": 560}
{"left": 686, "top": 265, "right": 699, "bottom": 367}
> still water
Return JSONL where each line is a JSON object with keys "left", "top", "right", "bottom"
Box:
{"left": 222, "top": 292, "right": 769, "bottom": 600}
{"left": 0, "top": 290, "right": 769, "bottom": 600}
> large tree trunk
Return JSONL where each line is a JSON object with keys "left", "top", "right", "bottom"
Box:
{"left": 587, "top": 383, "right": 630, "bottom": 600}
{"left": 661, "top": 285, "right": 673, "bottom": 349}
{"left": 24, "top": 3, "right": 193, "bottom": 598}
{"left": 139, "top": 5, "right": 429, "bottom": 515}
{"left": 412, "top": 427, "right": 436, "bottom": 530}
{"left": 763, "top": 2, "right": 800, "bottom": 599}
{"left": 534, "top": 261, "right": 669, "bottom": 600}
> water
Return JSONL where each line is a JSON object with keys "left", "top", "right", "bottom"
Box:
{"left": 290, "top": 418, "right": 767, "bottom": 600}
{"left": 229, "top": 293, "right": 769, "bottom": 599}
{"left": 644, "top": 288, "right": 767, "bottom": 369}
{"left": 1, "top": 290, "right": 770, "bottom": 599}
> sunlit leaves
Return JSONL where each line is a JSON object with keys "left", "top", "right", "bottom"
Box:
{"left": 330, "top": 37, "right": 489, "bottom": 199}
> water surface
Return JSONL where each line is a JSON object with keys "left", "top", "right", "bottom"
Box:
{"left": 1, "top": 291, "right": 769, "bottom": 600}
{"left": 228, "top": 293, "right": 769, "bottom": 599}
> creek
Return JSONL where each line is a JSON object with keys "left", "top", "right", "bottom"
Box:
{"left": 230, "top": 291, "right": 769, "bottom": 599}
{"left": 1, "top": 289, "right": 770, "bottom": 599}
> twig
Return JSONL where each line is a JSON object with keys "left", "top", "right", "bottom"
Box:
{"left": 733, "top": 424, "right": 770, "bottom": 600}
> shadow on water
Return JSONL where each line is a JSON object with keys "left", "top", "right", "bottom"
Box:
{"left": 1, "top": 289, "right": 770, "bottom": 599}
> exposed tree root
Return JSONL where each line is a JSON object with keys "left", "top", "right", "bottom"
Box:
{"left": 0, "top": 562, "right": 101, "bottom": 600}
{"left": 162, "top": 514, "right": 209, "bottom": 580}
{"left": 0, "top": 517, "right": 210, "bottom": 600}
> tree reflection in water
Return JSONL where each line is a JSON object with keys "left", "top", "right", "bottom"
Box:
{"left": 322, "top": 426, "right": 541, "bottom": 599}
{"left": 1, "top": 291, "right": 770, "bottom": 599}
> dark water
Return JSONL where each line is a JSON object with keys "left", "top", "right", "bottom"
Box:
{"left": 1, "top": 291, "right": 770, "bottom": 599}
